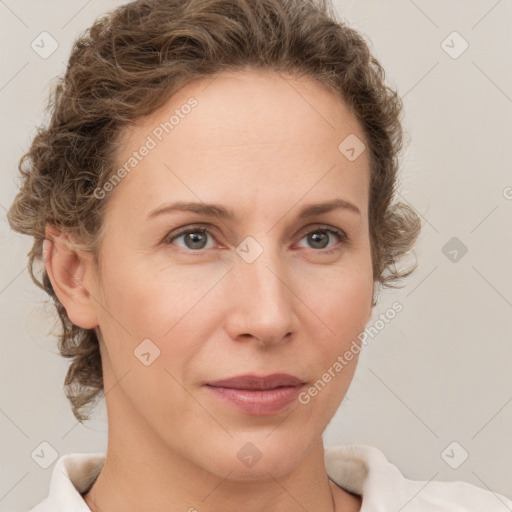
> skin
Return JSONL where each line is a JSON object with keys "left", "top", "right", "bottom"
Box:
{"left": 44, "top": 69, "right": 374, "bottom": 511}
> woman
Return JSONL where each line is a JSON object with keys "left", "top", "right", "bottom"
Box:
{"left": 8, "top": 0, "right": 512, "bottom": 510}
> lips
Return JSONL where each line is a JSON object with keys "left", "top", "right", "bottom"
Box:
{"left": 204, "top": 373, "right": 306, "bottom": 415}
{"left": 205, "top": 373, "right": 305, "bottom": 390}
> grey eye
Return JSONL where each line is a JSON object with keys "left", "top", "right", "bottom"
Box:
{"left": 169, "top": 228, "right": 215, "bottom": 250}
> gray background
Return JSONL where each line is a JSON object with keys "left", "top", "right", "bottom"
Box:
{"left": 1, "top": 0, "right": 511, "bottom": 510}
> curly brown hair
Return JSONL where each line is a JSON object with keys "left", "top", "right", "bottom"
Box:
{"left": 7, "top": 0, "right": 421, "bottom": 423}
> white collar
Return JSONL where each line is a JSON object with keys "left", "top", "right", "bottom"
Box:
{"left": 30, "top": 444, "right": 512, "bottom": 511}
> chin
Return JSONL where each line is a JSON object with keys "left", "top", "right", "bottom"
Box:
{"left": 192, "top": 434, "right": 312, "bottom": 481}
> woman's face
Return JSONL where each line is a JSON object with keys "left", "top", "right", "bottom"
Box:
{"left": 86, "top": 69, "right": 373, "bottom": 479}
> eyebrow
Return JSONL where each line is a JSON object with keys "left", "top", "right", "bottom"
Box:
{"left": 147, "top": 198, "right": 361, "bottom": 220}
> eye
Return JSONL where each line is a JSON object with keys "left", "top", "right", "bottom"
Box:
{"left": 164, "top": 224, "right": 216, "bottom": 251}
{"left": 296, "top": 225, "right": 348, "bottom": 254}
{"left": 163, "top": 223, "right": 348, "bottom": 254}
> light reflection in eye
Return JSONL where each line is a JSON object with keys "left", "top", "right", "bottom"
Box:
{"left": 164, "top": 223, "right": 348, "bottom": 254}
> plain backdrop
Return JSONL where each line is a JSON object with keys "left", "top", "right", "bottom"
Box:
{"left": 1, "top": 0, "right": 511, "bottom": 510}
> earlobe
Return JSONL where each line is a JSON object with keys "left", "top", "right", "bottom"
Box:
{"left": 43, "top": 226, "right": 99, "bottom": 330}
{"left": 371, "top": 281, "right": 380, "bottom": 310}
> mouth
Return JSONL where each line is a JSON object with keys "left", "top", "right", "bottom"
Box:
{"left": 205, "top": 373, "right": 306, "bottom": 390}
{"left": 203, "top": 373, "right": 306, "bottom": 415}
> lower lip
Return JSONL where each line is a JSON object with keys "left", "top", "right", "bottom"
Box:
{"left": 205, "top": 384, "right": 304, "bottom": 415}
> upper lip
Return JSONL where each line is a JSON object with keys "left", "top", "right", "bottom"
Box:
{"left": 205, "top": 373, "right": 306, "bottom": 390}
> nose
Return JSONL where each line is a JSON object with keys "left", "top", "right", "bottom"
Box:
{"left": 224, "top": 245, "right": 297, "bottom": 347}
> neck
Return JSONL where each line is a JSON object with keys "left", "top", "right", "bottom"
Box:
{"left": 84, "top": 440, "right": 341, "bottom": 512}
{"left": 82, "top": 423, "right": 361, "bottom": 512}
{"left": 82, "top": 365, "right": 361, "bottom": 512}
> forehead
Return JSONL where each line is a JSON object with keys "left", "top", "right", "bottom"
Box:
{"left": 109, "top": 69, "right": 370, "bottom": 218}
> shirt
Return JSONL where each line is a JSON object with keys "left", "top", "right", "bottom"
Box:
{"left": 28, "top": 444, "right": 512, "bottom": 511}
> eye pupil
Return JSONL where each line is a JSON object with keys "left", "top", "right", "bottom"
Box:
{"left": 308, "top": 231, "right": 329, "bottom": 249}
{"left": 186, "top": 231, "right": 207, "bottom": 249}
{"left": 169, "top": 226, "right": 343, "bottom": 253}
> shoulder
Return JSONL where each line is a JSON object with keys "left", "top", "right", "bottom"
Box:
{"left": 28, "top": 499, "right": 52, "bottom": 512}
{"left": 325, "top": 444, "right": 512, "bottom": 511}
{"left": 28, "top": 452, "right": 105, "bottom": 512}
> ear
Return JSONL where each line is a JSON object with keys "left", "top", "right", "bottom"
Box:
{"left": 370, "top": 281, "right": 380, "bottom": 312}
{"left": 43, "top": 225, "right": 99, "bottom": 330}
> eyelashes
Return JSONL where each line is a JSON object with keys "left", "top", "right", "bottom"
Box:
{"left": 294, "top": 226, "right": 347, "bottom": 254}
{"left": 163, "top": 223, "right": 348, "bottom": 255}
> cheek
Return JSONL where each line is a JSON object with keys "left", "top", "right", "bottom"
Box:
{"left": 97, "top": 251, "right": 213, "bottom": 332}
{"left": 328, "top": 274, "right": 372, "bottom": 371}
{"left": 95, "top": 256, "right": 227, "bottom": 379}
{"left": 330, "top": 273, "right": 373, "bottom": 334}
{"left": 296, "top": 267, "right": 372, "bottom": 405}
{"left": 300, "top": 260, "right": 373, "bottom": 335}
